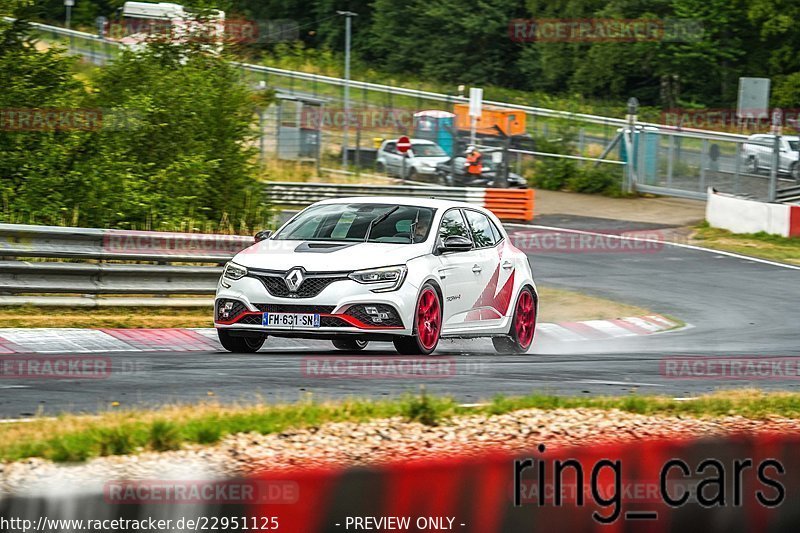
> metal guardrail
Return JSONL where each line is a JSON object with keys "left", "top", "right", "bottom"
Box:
{"left": 0, "top": 182, "right": 535, "bottom": 305}
{"left": 265, "top": 181, "right": 487, "bottom": 206}
{"left": 0, "top": 223, "right": 251, "bottom": 262}
{"left": 0, "top": 224, "right": 251, "bottom": 306}
{"left": 776, "top": 184, "right": 800, "bottom": 204}
{"left": 265, "top": 181, "right": 535, "bottom": 221}
{"left": 0, "top": 261, "right": 221, "bottom": 295}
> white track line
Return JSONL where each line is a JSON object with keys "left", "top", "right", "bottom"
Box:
{"left": 506, "top": 223, "right": 800, "bottom": 271}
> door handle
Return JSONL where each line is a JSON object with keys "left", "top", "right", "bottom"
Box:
{"left": 502, "top": 260, "right": 513, "bottom": 270}
{"left": 472, "top": 264, "right": 482, "bottom": 274}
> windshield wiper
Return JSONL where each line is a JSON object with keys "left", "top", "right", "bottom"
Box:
{"left": 364, "top": 206, "right": 400, "bottom": 242}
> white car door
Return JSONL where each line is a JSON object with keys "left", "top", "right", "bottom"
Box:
{"left": 435, "top": 209, "right": 482, "bottom": 330}
{"left": 462, "top": 209, "right": 507, "bottom": 328}
{"left": 383, "top": 142, "right": 402, "bottom": 176}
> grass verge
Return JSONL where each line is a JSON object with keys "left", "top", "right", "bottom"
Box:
{"left": 1, "top": 389, "right": 799, "bottom": 463}
{"left": 691, "top": 223, "right": 800, "bottom": 265}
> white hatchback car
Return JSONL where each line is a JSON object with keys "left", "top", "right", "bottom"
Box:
{"left": 214, "top": 198, "right": 537, "bottom": 355}
{"left": 375, "top": 139, "right": 450, "bottom": 180}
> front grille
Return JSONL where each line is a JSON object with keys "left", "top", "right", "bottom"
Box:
{"left": 216, "top": 299, "right": 247, "bottom": 322}
{"left": 345, "top": 304, "right": 404, "bottom": 327}
{"left": 250, "top": 272, "right": 349, "bottom": 298}
{"left": 320, "top": 316, "right": 349, "bottom": 327}
{"left": 254, "top": 304, "right": 336, "bottom": 314}
{"left": 237, "top": 314, "right": 263, "bottom": 325}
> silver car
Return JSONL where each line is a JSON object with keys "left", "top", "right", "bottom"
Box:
{"left": 375, "top": 139, "right": 450, "bottom": 180}
{"left": 742, "top": 134, "right": 800, "bottom": 180}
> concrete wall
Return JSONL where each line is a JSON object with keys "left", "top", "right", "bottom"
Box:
{"left": 706, "top": 187, "right": 800, "bottom": 237}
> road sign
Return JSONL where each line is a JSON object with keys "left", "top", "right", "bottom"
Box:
{"left": 469, "top": 88, "right": 483, "bottom": 118}
{"left": 397, "top": 136, "right": 411, "bottom": 153}
{"left": 737, "top": 77, "right": 770, "bottom": 119}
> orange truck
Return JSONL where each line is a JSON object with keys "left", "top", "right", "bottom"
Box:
{"left": 453, "top": 103, "right": 527, "bottom": 137}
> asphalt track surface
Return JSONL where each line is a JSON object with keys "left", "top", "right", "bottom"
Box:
{"left": 1, "top": 215, "right": 799, "bottom": 418}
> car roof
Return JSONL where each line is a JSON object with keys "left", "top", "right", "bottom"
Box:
{"left": 748, "top": 134, "right": 800, "bottom": 140}
{"left": 383, "top": 138, "right": 436, "bottom": 145}
{"left": 315, "top": 196, "right": 483, "bottom": 210}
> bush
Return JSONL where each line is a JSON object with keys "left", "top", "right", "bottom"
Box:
{"left": 566, "top": 164, "right": 623, "bottom": 195}
{"left": 0, "top": 17, "right": 271, "bottom": 231}
{"left": 529, "top": 157, "right": 577, "bottom": 190}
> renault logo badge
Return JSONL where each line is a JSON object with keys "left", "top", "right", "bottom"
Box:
{"left": 284, "top": 268, "right": 304, "bottom": 292}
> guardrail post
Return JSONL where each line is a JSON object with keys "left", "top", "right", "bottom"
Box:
{"left": 769, "top": 134, "right": 780, "bottom": 202}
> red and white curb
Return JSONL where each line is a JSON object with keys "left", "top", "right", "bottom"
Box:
{"left": 0, "top": 315, "right": 683, "bottom": 354}
{"left": 535, "top": 314, "right": 683, "bottom": 342}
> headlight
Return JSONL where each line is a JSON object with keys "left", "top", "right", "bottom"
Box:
{"left": 223, "top": 262, "right": 247, "bottom": 280}
{"left": 348, "top": 265, "right": 407, "bottom": 292}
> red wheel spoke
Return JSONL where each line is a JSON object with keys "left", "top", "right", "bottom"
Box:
{"left": 417, "top": 288, "right": 440, "bottom": 350}
{"left": 513, "top": 290, "right": 536, "bottom": 348}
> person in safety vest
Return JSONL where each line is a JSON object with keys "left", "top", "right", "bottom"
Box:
{"left": 465, "top": 145, "right": 483, "bottom": 175}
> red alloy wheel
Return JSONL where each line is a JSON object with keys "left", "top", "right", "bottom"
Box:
{"left": 416, "top": 287, "right": 441, "bottom": 350}
{"left": 514, "top": 288, "right": 536, "bottom": 349}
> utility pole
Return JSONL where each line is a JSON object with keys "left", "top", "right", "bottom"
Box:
{"left": 337, "top": 11, "right": 357, "bottom": 169}
{"left": 64, "top": 0, "right": 74, "bottom": 29}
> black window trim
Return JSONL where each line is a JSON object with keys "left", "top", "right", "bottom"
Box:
{"left": 434, "top": 207, "right": 475, "bottom": 254}
{"left": 463, "top": 208, "right": 505, "bottom": 248}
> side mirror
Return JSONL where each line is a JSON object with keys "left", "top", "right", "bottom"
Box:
{"left": 254, "top": 229, "right": 272, "bottom": 243}
{"left": 438, "top": 235, "right": 473, "bottom": 253}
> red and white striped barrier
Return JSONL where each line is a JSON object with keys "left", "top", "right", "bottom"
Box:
{"left": 706, "top": 187, "right": 800, "bottom": 237}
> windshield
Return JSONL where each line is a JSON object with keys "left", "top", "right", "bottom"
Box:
{"left": 412, "top": 144, "right": 447, "bottom": 157}
{"left": 273, "top": 203, "right": 436, "bottom": 244}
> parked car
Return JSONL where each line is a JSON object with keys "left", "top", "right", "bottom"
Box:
{"left": 741, "top": 134, "right": 800, "bottom": 180}
{"left": 375, "top": 139, "right": 450, "bottom": 180}
{"left": 435, "top": 156, "right": 528, "bottom": 188}
{"left": 215, "top": 198, "right": 538, "bottom": 355}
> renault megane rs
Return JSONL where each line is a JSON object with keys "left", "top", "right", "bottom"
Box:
{"left": 214, "top": 197, "right": 537, "bottom": 355}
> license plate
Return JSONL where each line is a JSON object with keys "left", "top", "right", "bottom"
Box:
{"left": 262, "top": 313, "right": 321, "bottom": 329}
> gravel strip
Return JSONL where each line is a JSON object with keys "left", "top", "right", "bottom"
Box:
{"left": 3, "top": 408, "right": 800, "bottom": 496}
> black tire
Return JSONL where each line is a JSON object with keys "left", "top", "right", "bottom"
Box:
{"left": 375, "top": 162, "right": 386, "bottom": 174}
{"left": 332, "top": 338, "right": 368, "bottom": 351}
{"left": 747, "top": 156, "right": 759, "bottom": 174}
{"left": 217, "top": 329, "right": 265, "bottom": 353}
{"left": 492, "top": 286, "right": 537, "bottom": 354}
{"left": 791, "top": 162, "right": 800, "bottom": 182}
{"left": 393, "top": 283, "right": 442, "bottom": 355}
{"left": 407, "top": 169, "right": 419, "bottom": 181}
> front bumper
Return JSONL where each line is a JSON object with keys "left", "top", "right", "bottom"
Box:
{"left": 214, "top": 273, "right": 416, "bottom": 337}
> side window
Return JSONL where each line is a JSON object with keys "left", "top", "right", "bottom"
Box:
{"left": 488, "top": 218, "right": 503, "bottom": 243}
{"left": 384, "top": 142, "right": 397, "bottom": 154}
{"left": 464, "top": 210, "right": 497, "bottom": 248}
{"left": 439, "top": 209, "right": 471, "bottom": 240}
